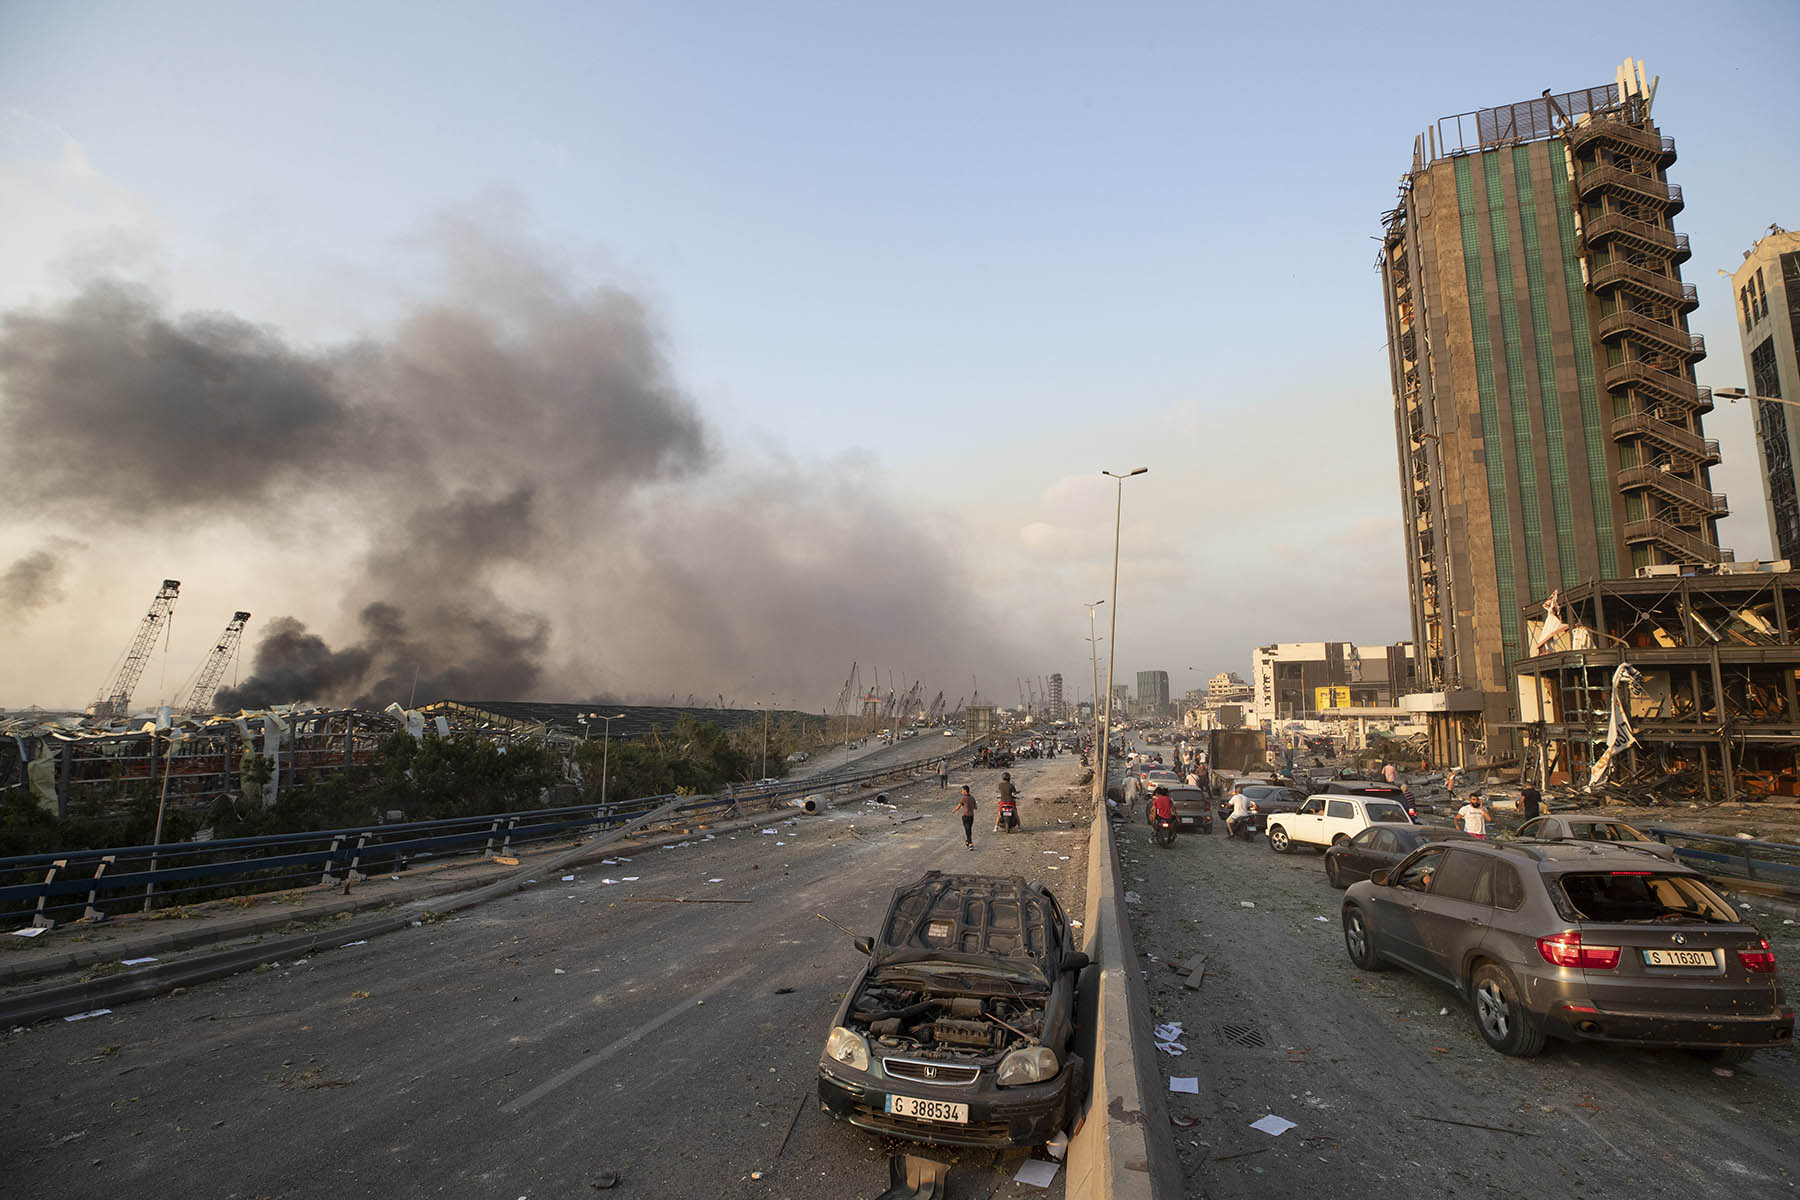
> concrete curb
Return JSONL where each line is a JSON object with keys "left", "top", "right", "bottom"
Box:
{"left": 1066, "top": 802, "right": 1182, "bottom": 1199}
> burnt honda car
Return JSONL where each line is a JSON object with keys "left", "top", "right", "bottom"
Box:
{"left": 1341, "top": 841, "right": 1794, "bottom": 1061}
{"left": 818, "top": 872, "right": 1089, "bottom": 1147}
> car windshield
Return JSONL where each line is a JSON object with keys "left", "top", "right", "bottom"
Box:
{"left": 1365, "top": 801, "right": 1411, "bottom": 823}
{"left": 1557, "top": 871, "right": 1740, "bottom": 924}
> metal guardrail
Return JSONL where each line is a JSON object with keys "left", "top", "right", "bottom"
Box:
{"left": 1648, "top": 827, "right": 1800, "bottom": 900}
{"left": 1, "top": 743, "right": 965, "bottom": 926}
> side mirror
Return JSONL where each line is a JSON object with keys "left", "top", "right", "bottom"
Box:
{"left": 853, "top": 936, "right": 874, "bottom": 957}
{"left": 1061, "top": 952, "right": 1090, "bottom": 974}
{"left": 1368, "top": 869, "right": 1390, "bottom": 887}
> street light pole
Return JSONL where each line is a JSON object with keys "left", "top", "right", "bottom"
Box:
{"left": 1097, "top": 468, "right": 1147, "bottom": 807}
{"left": 1085, "top": 599, "right": 1105, "bottom": 748}
{"left": 597, "top": 712, "right": 625, "bottom": 808}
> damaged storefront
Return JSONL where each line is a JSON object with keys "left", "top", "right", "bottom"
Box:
{"left": 1511, "top": 571, "right": 1800, "bottom": 802}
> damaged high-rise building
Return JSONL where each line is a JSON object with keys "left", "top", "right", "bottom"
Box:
{"left": 1379, "top": 59, "right": 1725, "bottom": 767}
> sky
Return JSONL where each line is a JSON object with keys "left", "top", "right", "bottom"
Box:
{"left": 3, "top": 1, "right": 1797, "bottom": 715}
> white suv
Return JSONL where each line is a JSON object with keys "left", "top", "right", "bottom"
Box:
{"left": 1266, "top": 794, "right": 1413, "bottom": 854}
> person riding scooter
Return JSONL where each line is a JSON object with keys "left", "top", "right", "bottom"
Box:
{"left": 1149, "top": 784, "right": 1177, "bottom": 847}
{"left": 1225, "top": 785, "right": 1256, "bottom": 841}
{"left": 995, "top": 771, "right": 1021, "bottom": 833}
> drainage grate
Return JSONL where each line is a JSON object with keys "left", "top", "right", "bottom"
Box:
{"left": 1214, "top": 1022, "right": 1266, "bottom": 1048}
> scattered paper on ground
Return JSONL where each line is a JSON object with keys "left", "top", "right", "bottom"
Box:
{"left": 11, "top": 927, "right": 47, "bottom": 938}
{"left": 1169, "top": 1077, "right": 1199, "bottom": 1094}
{"left": 121, "top": 957, "right": 157, "bottom": 966}
{"left": 562, "top": 875, "right": 576, "bottom": 881}
{"left": 1154, "top": 1022, "right": 1183, "bottom": 1042}
{"left": 1014, "top": 1159, "right": 1060, "bottom": 1187}
{"left": 1124, "top": 891, "right": 1141, "bottom": 905}
{"left": 65, "top": 1009, "right": 112, "bottom": 1022}
{"left": 1251, "top": 1114, "right": 1297, "bottom": 1136}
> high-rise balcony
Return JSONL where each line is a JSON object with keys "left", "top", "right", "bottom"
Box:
{"left": 1616, "top": 466, "right": 1729, "bottom": 518}
{"left": 1595, "top": 309, "right": 1706, "bottom": 360}
{"left": 1587, "top": 259, "right": 1698, "bottom": 311}
{"left": 1602, "top": 358, "right": 1709, "bottom": 411}
{"left": 1568, "top": 118, "right": 1669, "bottom": 161}
{"left": 1622, "top": 518, "right": 1730, "bottom": 565}
{"left": 1575, "top": 164, "right": 1684, "bottom": 214}
{"left": 1611, "top": 412, "right": 1722, "bottom": 467}
{"left": 1582, "top": 212, "right": 1690, "bottom": 261}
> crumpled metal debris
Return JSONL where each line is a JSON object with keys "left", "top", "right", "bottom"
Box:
{"left": 873, "top": 1154, "right": 950, "bottom": 1200}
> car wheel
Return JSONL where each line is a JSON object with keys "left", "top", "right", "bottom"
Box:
{"left": 1471, "top": 962, "right": 1546, "bottom": 1057}
{"left": 1325, "top": 857, "right": 1344, "bottom": 889}
{"left": 1332, "top": 833, "right": 1351, "bottom": 847}
{"left": 1342, "top": 907, "right": 1386, "bottom": 970}
{"left": 1267, "top": 825, "right": 1290, "bottom": 853}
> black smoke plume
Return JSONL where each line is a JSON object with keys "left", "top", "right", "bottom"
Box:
{"left": 2, "top": 218, "right": 1026, "bottom": 710}
{"left": 1, "top": 543, "right": 76, "bottom": 612}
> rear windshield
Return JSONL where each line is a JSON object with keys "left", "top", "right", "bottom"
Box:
{"left": 1365, "top": 801, "right": 1411, "bottom": 824}
{"left": 1557, "top": 872, "right": 1739, "bottom": 924}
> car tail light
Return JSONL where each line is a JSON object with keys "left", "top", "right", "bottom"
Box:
{"left": 1609, "top": 870, "right": 1653, "bottom": 876}
{"left": 1739, "top": 940, "right": 1778, "bottom": 974}
{"left": 1537, "top": 931, "right": 1621, "bottom": 970}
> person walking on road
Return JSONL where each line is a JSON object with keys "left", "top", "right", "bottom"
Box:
{"left": 936, "top": 758, "right": 949, "bottom": 789}
{"left": 952, "top": 785, "right": 977, "bottom": 849}
{"left": 1520, "top": 784, "right": 1542, "bottom": 821}
{"left": 1457, "top": 793, "right": 1489, "bottom": 838}
{"left": 1382, "top": 761, "right": 1397, "bottom": 785}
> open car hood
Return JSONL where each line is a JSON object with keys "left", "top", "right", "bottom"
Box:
{"left": 870, "top": 872, "right": 1062, "bottom": 983}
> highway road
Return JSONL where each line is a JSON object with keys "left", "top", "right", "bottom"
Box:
{"left": 2, "top": 749, "right": 1092, "bottom": 1200}
{"left": 1119, "top": 814, "right": 1800, "bottom": 1199}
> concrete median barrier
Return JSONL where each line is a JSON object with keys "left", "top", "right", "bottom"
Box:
{"left": 1066, "top": 797, "right": 1181, "bottom": 1199}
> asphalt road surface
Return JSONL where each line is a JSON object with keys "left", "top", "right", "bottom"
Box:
{"left": 2, "top": 751, "right": 1092, "bottom": 1200}
{"left": 1117, "top": 815, "right": 1800, "bottom": 1199}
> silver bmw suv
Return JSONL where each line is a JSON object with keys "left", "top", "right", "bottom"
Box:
{"left": 1340, "top": 839, "right": 1794, "bottom": 1061}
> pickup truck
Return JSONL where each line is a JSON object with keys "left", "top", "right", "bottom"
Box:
{"left": 1264, "top": 793, "right": 1414, "bottom": 854}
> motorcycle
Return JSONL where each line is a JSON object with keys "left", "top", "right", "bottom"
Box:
{"left": 995, "top": 797, "right": 1020, "bottom": 833}
{"left": 1224, "top": 803, "right": 1260, "bottom": 842}
{"left": 1151, "top": 810, "right": 1176, "bottom": 848}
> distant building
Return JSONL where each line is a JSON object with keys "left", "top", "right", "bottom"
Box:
{"left": 1136, "top": 670, "right": 1171, "bottom": 716}
{"left": 1252, "top": 643, "right": 1417, "bottom": 723}
{"left": 1732, "top": 227, "right": 1800, "bottom": 562}
{"left": 1380, "top": 60, "right": 1723, "bottom": 766}
{"left": 1207, "top": 671, "right": 1252, "bottom": 703}
{"left": 1046, "top": 673, "right": 1065, "bottom": 719}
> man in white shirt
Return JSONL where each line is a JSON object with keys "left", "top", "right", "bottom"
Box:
{"left": 1456, "top": 793, "right": 1488, "bottom": 838}
{"left": 1226, "top": 787, "right": 1253, "bottom": 839}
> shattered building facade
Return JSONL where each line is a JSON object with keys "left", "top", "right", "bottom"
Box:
{"left": 1733, "top": 227, "right": 1800, "bottom": 563}
{"left": 1381, "top": 60, "right": 1724, "bottom": 767}
{"left": 1514, "top": 568, "right": 1800, "bottom": 801}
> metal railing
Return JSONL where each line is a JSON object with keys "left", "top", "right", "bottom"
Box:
{"left": 1650, "top": 828, "right": 1800, "bottom": 900}
{"left": 1575, "top": 164, "right": 1683, "bottom": 209}
{"left": 1582, "top": 212, "right": 1691, "bottom": 260}
{"left": 1587, "top": 260, "right": 1698, "bottom": 310}
{"left": 1595, "top": 309, "right": 1705, "bottom": 359}
{"left": 1616, "top": 466, "right": 1728, "bottom": 517}
{"left": 1621, "top": 518, "right": 1731, "bottom": 564}
{"left": 0, "top": 743, "right": 969, "bottom": 925}
{"left": 1610, "top": 411, "right": 1721, "bottom": 466}
{"left": 1603, "top": 358, "right": 1708, "bottom": 411}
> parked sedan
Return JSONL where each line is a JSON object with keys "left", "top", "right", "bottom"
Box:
{"left": 818, "top": 872, "right": 1089, "bottom": 1146}
{"left": 1324, "top": 825, "right": 1468, "bottom": 887}
{"left": 1340, "top": 841, "right": 1794, "bottom": 1060}
{"left": 1515, "top": 814, "right": 1677, "bottom": 862}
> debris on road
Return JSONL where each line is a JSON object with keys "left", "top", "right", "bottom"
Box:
{"left": 1251, "top": 1114, "right": 1297, "bottom": 1136}
{"left": 1012, "top": 1158, "right": 1060, "bottom": 1188}
{"left": 121, "top": 957, "right": 157, "bottom": 966}
{"left": 1239, "top": 901, "right": 1256, "bottom": 909}
{"left": 1125, "top": 891, "right": 1142, "bottom": 904}
{"left": 11, "top": 927, "right": 47, "bottom": 938}
{"left": 1413, "top": 1113, "right": 1533, "bottom": 1137}
{"left": 1045, "top": 1129, "right": 1069, "bottom": 1160}
{"left": 1169, "top": 1076, "right": 1199, "bottom": 1094}
{"left": 875, "top": 1153, "right": 950, "bottom": 1199}
{"left": 63, "top": 1009, "right": 111, "bottom": 1022}
{"left": 622, "top": 896, "right": 752, "bottom": 904}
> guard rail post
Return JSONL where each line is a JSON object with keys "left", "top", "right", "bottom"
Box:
{"left": 345, "top": 833, "right": 370, "bottom": 885}
{"left": 498, "top": 816, "right": 519, "bottom": 858}
{"left": 31, "top": 860, "right": 64, "bottom": 930}
{"left": 482, "top": 818, "right": 505, "bottom": 859}
{"left": 320, "top": 834, "right": 347, "bottom": 886}
{"left": 81, "top": 856, "right": 115, "bottom": 923}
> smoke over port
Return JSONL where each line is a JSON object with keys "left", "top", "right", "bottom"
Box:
{"left": 0, "top": 217, "right": 1027, "bottom": 710}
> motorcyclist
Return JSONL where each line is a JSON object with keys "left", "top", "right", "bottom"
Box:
{"left": 1149, "top": 785, "right": 1176, "bottom": 825}
{"left": 1225, "top": 785, "right": 1254, "bottom": 840}
{"left": 995, "top": 771, "right": 1020, "bottom": 831}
